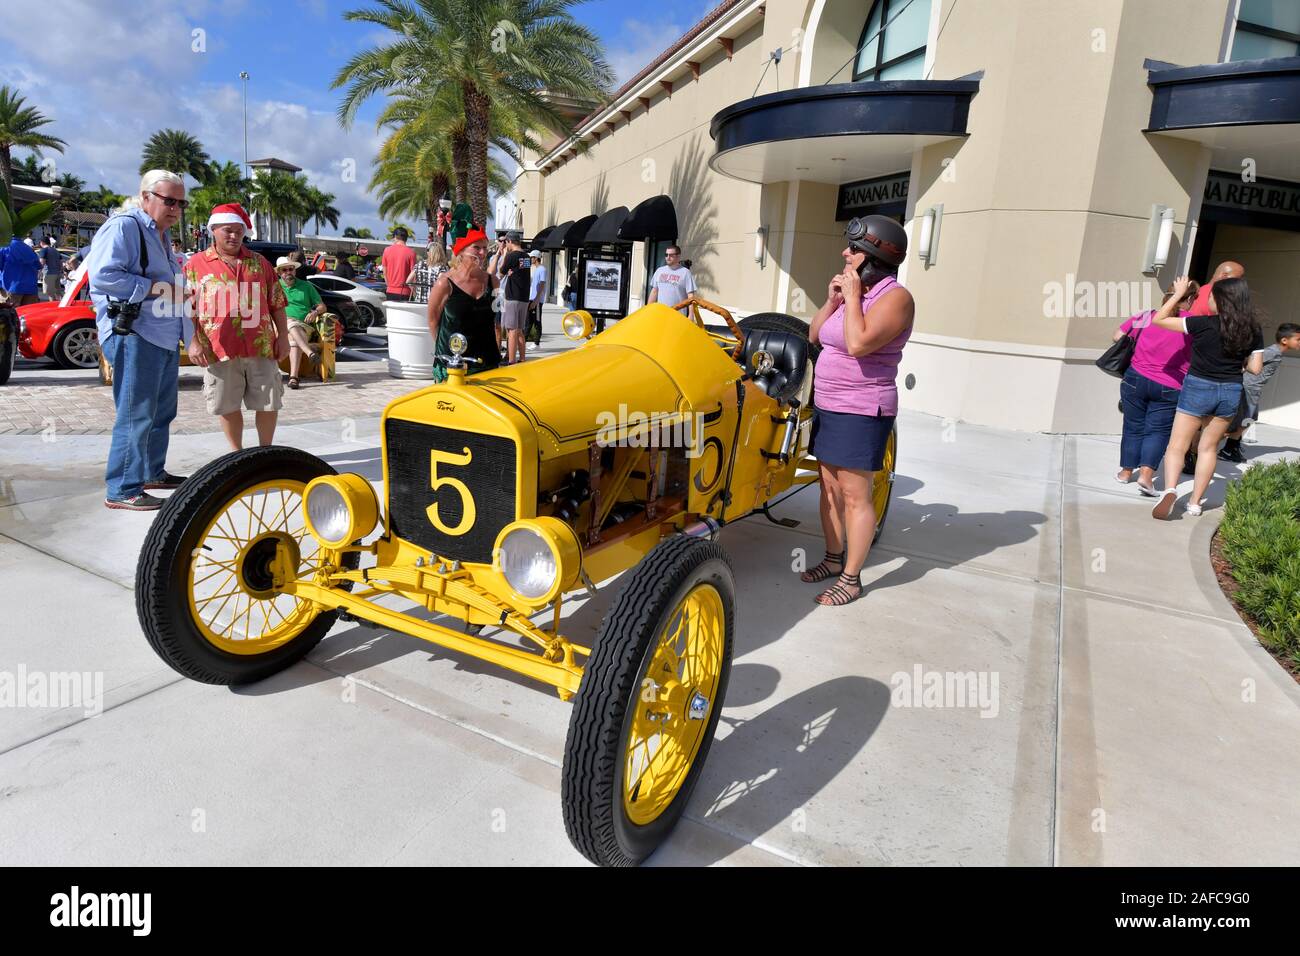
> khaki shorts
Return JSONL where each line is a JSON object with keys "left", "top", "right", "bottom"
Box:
{"left": 203, "top": 356, "right": 284, "bottom": 416}
{"left": 501, "top": 299, "right": 528, "bottom": 331}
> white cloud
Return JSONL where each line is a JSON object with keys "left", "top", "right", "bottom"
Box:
{"left": 606, "top": 18, "right": 684, "bottom": 86}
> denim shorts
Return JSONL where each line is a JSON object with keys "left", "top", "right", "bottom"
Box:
{"left": 1177, "top": 372, "right": 1242, "bottom": 419}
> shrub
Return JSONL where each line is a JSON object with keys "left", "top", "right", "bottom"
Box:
{"left": 1220, "top": 459, "right": 1300, "bottom": 665}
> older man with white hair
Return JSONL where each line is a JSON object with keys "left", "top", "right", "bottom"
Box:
{"left": 85, "top": 169, "right": 200, "bottom": 511}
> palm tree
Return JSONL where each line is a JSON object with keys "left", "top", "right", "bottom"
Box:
{"left": 342, "top": 226, "right": 374, "bottom": 239}
{"left": 140, "top": 129, "right": 211, "bottom": 242}
{"left": 374, "top": 85, "right": 536, "bottom": 216}
{"left": 0, "top": 86, "right": 66, "bottom": 201}
{"left": 83, "top": 185, "right": 128, "bottom": 216}
{"left": 370, "top": 130, "right": 511, "bottom": 239}
{"left": 248, "top": 170, "right": 307, "bottom": 243}
{"left": 334, "top": 0, "right": 612, "bottom": 227}
{"left": 301, "top": 184, "right": 340, "bottom": 234}
{"left": 188, "top": 162, "right": 252, "bottom": 237}
{"left": 11, "top": 153, "right": 47, "bottom": 186}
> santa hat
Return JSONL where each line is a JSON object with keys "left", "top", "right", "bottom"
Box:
{"left": 453, "top": 229, "right": 487, "bottom": 256}
{"left": 208, "top": 202, "right": 252, "bottom": 231}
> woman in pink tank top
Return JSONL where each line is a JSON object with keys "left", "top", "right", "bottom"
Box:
{"left": 800, "top": 216, "right": 915, "bottom": 607}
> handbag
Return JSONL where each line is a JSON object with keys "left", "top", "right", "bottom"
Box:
{"left": 1095, "top": 316, "right": 1145, "bottom": 378}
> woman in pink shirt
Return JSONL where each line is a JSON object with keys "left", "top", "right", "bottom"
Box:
{"left": 1112, "top": 281, "right": 1197, "bottom": 495}
{"left": 800, "top": 216, "right": 915, "bottom": 607}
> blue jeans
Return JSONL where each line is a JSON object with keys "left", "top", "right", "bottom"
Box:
{"left": 1177, "top": 372, "right": 1243, "bottom": 419}
{"left": 1120, "top": 367, "right": 1179, "bottom": 470}
{"left": 105, "top": 333, "right": 178, "bottom": 499}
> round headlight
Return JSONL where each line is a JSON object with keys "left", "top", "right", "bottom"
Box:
{"left": 562, "top": 310, "right": 594, "bottom": 341}
{"left": 306, "top": 482, "right": 350, "bottom": 545}
{"left": 493, "top": 517, "right": 581, "bottom": 605}
{"left": 498, "top": 527, "right": 557, "bottom": 600}
{"left": 303, "top": 473, "right": 379, "bottom": 547}
{"left": 448, "top": 332, "right": 467, "bottom": 355}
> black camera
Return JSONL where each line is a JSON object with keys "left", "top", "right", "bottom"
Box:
{"left": 106, "top": 299, "right": 142, "bottom": 337}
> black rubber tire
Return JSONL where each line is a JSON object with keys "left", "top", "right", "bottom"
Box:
{"left": 737, "top": 311, "right": 820, "bottom": 363}
{"left": 136, "top": 446, "right": 359, "bottom": 685}
{"left": 562, "top": 535, "right": 735, "bottom": 866}
{"left": 358, "top": 303, "right": 381, "bottom": 330}
{"left": 873, "top": 425, "right": 897, "bottom": 544}
{"left": 0, "top": 306, "right": 17, "bottom": 385}
{"left": 50, "top": 320, "right": 100, "bottom": 369}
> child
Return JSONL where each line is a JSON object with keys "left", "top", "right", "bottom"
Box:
{"left": 1220, "top": 322, "right": 1300, "bottom": 460}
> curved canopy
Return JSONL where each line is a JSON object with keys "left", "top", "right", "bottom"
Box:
{"left": 542, "top": 220, "right": 576, "bottom": 251}
{"left": 583, "top": 206, "right": 630, "bottom": 245}
{"left": 708, "top": 79, "right": 978, "bottom": 185}
{"left": 619, "top": 195, "right": 678, "bottom": 242}
{"left": 561, "top": 214, "right": 599, "bottom": 248}
{"left": 529, "top": 226, "right": 556, "bottom": 251}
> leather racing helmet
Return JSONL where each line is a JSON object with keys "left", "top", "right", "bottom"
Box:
{"left": 844, "top": 215, "right": 907, "bottom": 267}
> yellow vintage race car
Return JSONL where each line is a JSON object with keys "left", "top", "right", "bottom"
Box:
{"left": 135, "top": 295, "right": 896, "bottom": 866}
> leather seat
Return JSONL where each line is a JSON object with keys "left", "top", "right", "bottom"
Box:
{"left": 742, "top": 329, "right": 809, "bottom": 405}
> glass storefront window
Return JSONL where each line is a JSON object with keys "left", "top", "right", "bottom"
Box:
{"left": 853, "top": 0, "right": 932, "bottom": 82}
{"left": 1231, "top": 0, "right": 1300, "bottom": 60}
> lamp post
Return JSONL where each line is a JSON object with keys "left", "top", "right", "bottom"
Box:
{"left": 239, "top": 71, "right": 250, "bottom": 179}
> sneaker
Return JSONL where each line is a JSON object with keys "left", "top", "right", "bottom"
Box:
{"left": 1136, "top": 481, "right": 1159, "bottom": 497}
{"left": 143, "top": 472, "right": 187, "bottom": 490}
{"left": 1185, "top": 501, "right": 1204, "bottom": 517}
{"left": 1218, "top": 445, "right": 1246, "bottom": 464}
{"left": 105, "top": 493, "right": 165, "bottom": 511}
{"left": 1152, "top": 490, "right": 1177, "bottom": 520}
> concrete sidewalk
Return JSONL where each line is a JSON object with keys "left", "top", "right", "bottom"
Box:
{"left": 0, "top": 399, "right": 1297, "bottom": 865}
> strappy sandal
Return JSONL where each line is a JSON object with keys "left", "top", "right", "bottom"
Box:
{"left": 816, "top": 571, "right": 863, "bottom": 607}
{"left": 800, "top": 549, "right": 844, "bottom": 583}
{"left": 287, "top": 377, "right": 300, "bottom": 390}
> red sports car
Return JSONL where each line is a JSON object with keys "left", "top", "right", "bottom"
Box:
{"left": 17, "top": 265, "right": 101, "bottom": 369}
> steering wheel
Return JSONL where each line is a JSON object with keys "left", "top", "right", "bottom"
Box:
{"left": 680, "top": 295, "right": 745, "bottom": 360}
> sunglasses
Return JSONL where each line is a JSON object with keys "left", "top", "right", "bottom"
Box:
{"left": 146, "top": 190, "right": 189, "bottom": 210}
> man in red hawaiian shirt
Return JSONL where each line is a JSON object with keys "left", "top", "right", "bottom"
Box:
{"left": 186, "top": 203, "right": 290, "bottom": 450}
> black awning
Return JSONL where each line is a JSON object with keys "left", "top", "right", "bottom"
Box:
{"left": 619, "top": 196, "right": 678, "bottom": 242}
{"left": 583, "top": 206, "right": 629, "bottom": 245}
{"left": 529, "top": 226, "right": 556, "bottom": 251}
{"left": 562, "top": 214, "right": 599, "bottom": 248}
{"left": 542, "top": 220, "right": 576, "bottom": 251}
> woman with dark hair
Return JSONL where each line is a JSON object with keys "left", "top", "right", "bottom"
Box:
{"left": 1148, "top": 275, "right": 1264, "bottom": 519}
{"left": 1112, "top": 279, "right": 1197, "bottom": 494}
{"left": 799, "top": 215, "right": 915, "bottom": 606}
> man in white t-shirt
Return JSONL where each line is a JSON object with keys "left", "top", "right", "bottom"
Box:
{"left": 648, "top": 245, "right": 696, "bottom": 311}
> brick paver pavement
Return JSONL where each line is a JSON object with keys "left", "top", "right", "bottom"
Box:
{"left": 0, "top": 331, "right": 575, "bottom": 436}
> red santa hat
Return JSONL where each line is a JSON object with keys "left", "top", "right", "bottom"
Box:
{"left": 208, "top": 202, "right": 252, "bottom": 232}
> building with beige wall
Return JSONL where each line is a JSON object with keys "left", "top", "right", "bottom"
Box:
{"left": 513, "top": 0, "right": 1300, "bottom": 433}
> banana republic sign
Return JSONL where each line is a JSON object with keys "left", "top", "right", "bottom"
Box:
{"left": 836, "top": 173, "right": 910, "bottom": 221}
{"left": 1203, "top": 171, "right": 1300, "bottom": 227}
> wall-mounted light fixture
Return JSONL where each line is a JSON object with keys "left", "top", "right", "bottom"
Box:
{"left": 1143, "top": 203, "right": 1176, "bottom": 275}
{"left": 917, "top": 203, "right": 943, "bottom": 267}
{"left": 754, "top": 225, "right": 768, "bottom": 266}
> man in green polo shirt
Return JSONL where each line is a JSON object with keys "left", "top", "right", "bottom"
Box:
{"left": 276, "top": 256, "right": 328, "bottom": 388}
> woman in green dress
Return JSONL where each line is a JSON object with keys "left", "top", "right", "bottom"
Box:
{"left": 426, "top": 229, "right": 501, "bottom": 382}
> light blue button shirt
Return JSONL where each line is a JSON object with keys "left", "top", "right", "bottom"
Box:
{"left": 529, "top": 263, "right": 547, "bottom": 301}
{"left": 85, "top": 207, "right": 191, "bottom": 353}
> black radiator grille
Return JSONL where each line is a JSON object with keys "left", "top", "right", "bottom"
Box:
{"left": 385, "top": 418, "right": 518, "bottom": 564}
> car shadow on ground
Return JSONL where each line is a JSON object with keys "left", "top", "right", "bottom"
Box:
{"left": 860, "top": 473, "right": 1047, "bottom": 593}
{"left": 661, "top": 675, "right": 892, "bottom": 866}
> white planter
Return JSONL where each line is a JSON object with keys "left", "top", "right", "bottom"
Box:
{"left": 385, "top": 301, "right": 434, "bottom": 379}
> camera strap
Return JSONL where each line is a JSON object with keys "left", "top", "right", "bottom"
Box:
{"left": 105, "top": 214, "right": 150, "bottom": 277}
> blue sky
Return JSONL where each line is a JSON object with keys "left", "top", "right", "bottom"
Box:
{"left": 0, "top": 0, "right": 704, "bottom": 237}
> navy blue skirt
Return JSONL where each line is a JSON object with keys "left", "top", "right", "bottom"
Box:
{"left": 810, "top": 407, "right": 894, "bottom": 471}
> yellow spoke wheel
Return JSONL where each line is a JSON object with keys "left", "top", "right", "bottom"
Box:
{"left": 622, "top": 584, "right": 725, "bottom": 825}
{"left": 562, "top": 536, "right": 735, "bottom": 867}
{"left": 137, "top": 447, "right": 360, "bottom": 686}
{"left": 871, "top": 425, "right": 897, "bottom": 543}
